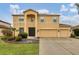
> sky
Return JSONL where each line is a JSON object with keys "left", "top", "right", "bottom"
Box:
{"left": 0, "top": 3, "right": 79, "bottom": 26}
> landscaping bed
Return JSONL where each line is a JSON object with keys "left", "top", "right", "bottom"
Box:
{"left": 14, "top": 39, "right": 39, "bottom": 44}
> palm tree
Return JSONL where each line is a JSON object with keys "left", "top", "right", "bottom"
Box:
{"left": 12, "top": 28, "right": 16, "bottom": 38}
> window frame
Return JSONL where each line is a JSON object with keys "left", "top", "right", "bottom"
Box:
{"left": 52, "top": 17, "right": 57, "bottom": 23}
{"left": 19, "top": 16, "right": 24, "bottom": 22}
{"left": 40, "top": 16, "right": 45, "bottom": 23}
{"left": 19, "top": 27, "right": 24, "bottom": 33}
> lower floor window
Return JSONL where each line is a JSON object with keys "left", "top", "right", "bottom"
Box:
{"left": 19, "top": 28, "right": 24, "bottom": 33}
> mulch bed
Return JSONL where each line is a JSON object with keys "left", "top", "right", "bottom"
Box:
{"left": 2, "top": 39, "right": 39, "bottom": 44}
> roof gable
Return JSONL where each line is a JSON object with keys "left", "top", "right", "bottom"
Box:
{"left": 23, "top": 9, "right": 38, "bottom": 13}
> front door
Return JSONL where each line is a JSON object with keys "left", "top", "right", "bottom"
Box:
{"left": 29, "top": 27, "right": 35, "bottom": 36}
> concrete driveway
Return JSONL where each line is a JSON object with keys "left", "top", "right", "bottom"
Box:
{"left": 39, "top": 38, "right": 79, "bottom": 55}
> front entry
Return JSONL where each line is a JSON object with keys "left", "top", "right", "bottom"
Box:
{"left": 28, "top": 27, "right": 35, "bottom": 36}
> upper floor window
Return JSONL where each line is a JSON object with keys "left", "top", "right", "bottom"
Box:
{"left": 40, "top": 16, "right": 45, "bottom": 23}
{"left": 19, "top": 16, "right": 24, "bottom": 22}
{"left": 52, "top": 17, "right": 57, "bottom": 23}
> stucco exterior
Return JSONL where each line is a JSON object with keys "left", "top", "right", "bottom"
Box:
{"left": 12, "top": 9, "right": 71, "bottom": 38}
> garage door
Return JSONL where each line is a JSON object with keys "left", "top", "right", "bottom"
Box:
{"left": 38, "top": 29, "right": 58, "bottom": 37}
{"left": 60, "top": 29, "right": 70, "bottom": 37}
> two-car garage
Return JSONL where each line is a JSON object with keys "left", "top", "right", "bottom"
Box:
{"left": 37, "top": 29, "right": 71, "bottom": 38}
{"left": 37, "top": 24, "right": 71, "bottom": 38}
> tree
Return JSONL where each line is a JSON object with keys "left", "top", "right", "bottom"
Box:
{"left": 75, "top": 3, "right": 79, "bottom": 14}
{"left": 12, "top": 28, "right": 16, "bottom": 38}
{"left": 73, "top": 29, "right": 79, "bottom": 36}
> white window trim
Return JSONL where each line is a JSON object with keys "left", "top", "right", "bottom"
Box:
{"left": 52, "top": 17, "right": 57, "bottom": 23}
{"left": 40, "top": 16, "right": 45, "bottom": 23}
{"left": 19, "top": 16, "right": 24, "bottom": 22}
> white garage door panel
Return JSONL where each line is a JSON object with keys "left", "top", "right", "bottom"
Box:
{"left": 60, "top": 30, "right": 69, "bottom": 37}
{"left": 38, "top": 30, "right": 57, "bottom": 37}
{"left": 37, "top": 29, "right": 70, "bottom": 37}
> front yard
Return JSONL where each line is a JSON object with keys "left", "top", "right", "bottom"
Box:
{"left": 0, "top": 38, "right": 39, "bottom": 55}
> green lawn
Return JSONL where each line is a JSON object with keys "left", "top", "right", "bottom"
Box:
{"left": 0, "top": 38, "right": 39, "bottom": 55}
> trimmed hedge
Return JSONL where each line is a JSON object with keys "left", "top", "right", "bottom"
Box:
{"left": 1, "top": 32, "right": 28, "bottom": 42}
{"left": 18, "top": 33, "right": 27, "bottom": 39}
{"left": 15, "top": 36, "right": 22, "bottom": 41}
{"left": 1, "top": 36, "right": 15, "bottom": 41}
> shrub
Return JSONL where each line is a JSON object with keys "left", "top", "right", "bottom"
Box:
{"left": 1, "top": 29, "right": 12, "bottom": 36}
{"left": 16, "top": 36, "right": 22, "bottom": 41}
{"left": 18, "top": 33, "right": 27, "bottom": 39}
{"left": 73, "top": 29, "right": 79, "bottom": 36}
{"left": 1, "top": 36, "right": 9, "bottom": 41}
{"left": 70, "top": 34, "right": 75, "bottom": 38}
{"left": 7, "top": 36, "right": 15, "bottom": 41}
{"left": 1, "top": 36, "right": 15, "bottom": 41}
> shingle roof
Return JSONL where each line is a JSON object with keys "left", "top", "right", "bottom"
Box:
{"left": 0, "top": 20, "right": 11, "bottom": 25}
{"left": 0, "top": 24, "right": 10, "bottom": 29}
{"left": 72, "top": 25, "right": 79, "bottom": 29}
{"left": 23, "top": 9, "right": 38, "bottom": 13}
{"left": 59, "top": 24, "right": 71, "bottom": 27}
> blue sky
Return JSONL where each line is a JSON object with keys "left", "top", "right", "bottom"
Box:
{"left": 0, "top": 3, "right": 79, "bottom": 26}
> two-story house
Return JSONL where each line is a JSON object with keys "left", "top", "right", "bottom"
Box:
{"left": 12, "top": 9, "right": 71, "bottom": 39}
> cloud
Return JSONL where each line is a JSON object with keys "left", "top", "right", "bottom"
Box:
{"left": 37, "top": 9, "right": 49, "bottom": 14}
{"left": 60, "top": 4, "right": 78, "bottom": 14}
{"left": 61, "top": 15, "right": 79, "bottom": 26}
{"left": 60, "top": 5, "right": 68, "bottom": 12}
{"left": 69, "top": 3, "right": 75, "bottom": 8}
{"left": 10, "top": 4, "right": 20, "bottom": 14}
{"left": 69, "top": 3, "right": 78, "bottom": 13}
{"left": 70, "top": 7, "right": 78, "bottom": 13}
{"left": 10, "top": 4, "right": 20, "bottom": 9}
{"left": 10, "top": 4, "right": 23, "bottom": 14}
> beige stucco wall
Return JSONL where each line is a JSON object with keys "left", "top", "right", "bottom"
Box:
{"left": 13, "top": 15, "right": 20, "bottom": 36}
{"left": 37, "top": 15, "right": 59, "bottom": 29}
{"left": 27, "top": 16, "right": 35, "bottom": 27}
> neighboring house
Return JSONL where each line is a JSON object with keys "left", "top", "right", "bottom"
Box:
{"left": 0, "top": 20, "right": 11, "bottom": 36}
{"left": 12, "top": 9, "right": 71, "bottom": 38}
{"left": 71, "top": 25, "right": 79, "bottom": 35}
{"left": 72, "top": 25, "right": 79, "bottom": 29}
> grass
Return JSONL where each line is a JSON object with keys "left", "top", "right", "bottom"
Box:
{"left": 0, "top": 39, "right": 39, "bottom": 55}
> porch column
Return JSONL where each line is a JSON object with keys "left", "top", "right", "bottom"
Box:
{"left": 24, "top": 14, "right": 28, "bottom": 34}
{"left": 35, "top": 14, "right": 38, "bottom": 38}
